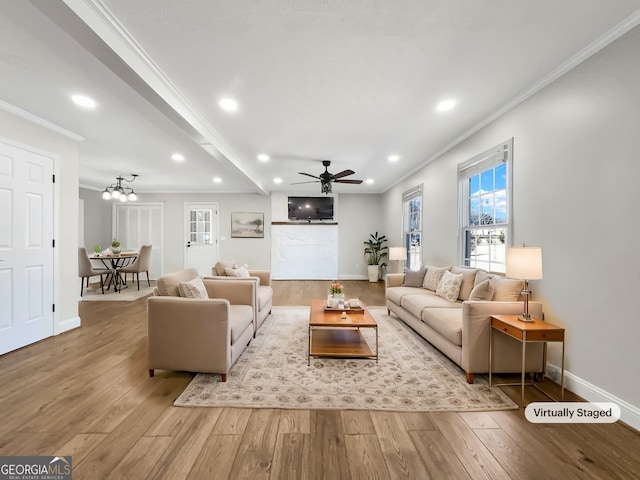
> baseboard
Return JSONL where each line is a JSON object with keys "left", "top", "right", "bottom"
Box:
{"left": 55, "top": 315, "right": 81, "bottom": 335}
{"left": 546, "top": 363, "right": 640, "bottom": 432}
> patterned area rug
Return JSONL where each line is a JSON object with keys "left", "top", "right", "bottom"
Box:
{"left": 80, "top": 282, "right": 154, "bottom": 302}
{"left": 174, "top": 306, "right": 517, "bottom": 411}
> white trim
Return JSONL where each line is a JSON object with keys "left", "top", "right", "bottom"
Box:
{"left": 0, "top": 100, "right": 85, "bottom": 142}
{"left": 384, "top": 8, "right": 640, "bottom": 193}
{"left": 339, "top": 274, "right": 368, "bottom": 281}
{"left": 55, "top": 315, "right": 81, "bottom": 335}
{"left": 546, "top": 364, "right": 640, "bottom": 432}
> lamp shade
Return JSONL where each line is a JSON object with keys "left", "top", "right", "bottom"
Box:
{"left": 389, "top": 247, "right": 407, "bottom": 261}
{"left": 506, "top": 247, "right": 543, "bottom": 280}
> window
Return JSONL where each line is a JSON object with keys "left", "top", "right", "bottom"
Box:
{"left": 403, "top": 185, "right": 422, "bottom": 270}
{"left": 189, "top": 209, "right": 213, "bottom": 245}
{"left": 458, "top": 139, "right": 513, "bottom": 273}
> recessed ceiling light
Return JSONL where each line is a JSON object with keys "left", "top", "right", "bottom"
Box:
{"left": 213, "top": 177, "right": 222, "bottom": 183}
{"left": 257, "top": 154, "right": 270, "bottom": 162}
{"left": 219, "top": 98, "right": 238, "bottom": 112}
{"left": 436, "top": 99, "right": 456, "bottom": 112}
{"left": 388, "top": 154, "right": 400, "bottom": 162}
{"left": 273, "top": 177, "right": 282, "bottom": 184}
{"left": 366, "top": 179, "right": 374, "bottom": 184}
{"left": 171, "top": 153, "right": 185, "bottom": 162}
{"left": 71, "top": 94, "right": 97, "bottom": 109}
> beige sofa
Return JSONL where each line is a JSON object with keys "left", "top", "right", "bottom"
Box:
{"left": 147, "top": 269, "right": 254, "bottom": 381}
{"left": 386, "top": 266, "right": 544, "bottom": 383}
{"left": 209, "top": 261, "right": 273, "bottom": 335}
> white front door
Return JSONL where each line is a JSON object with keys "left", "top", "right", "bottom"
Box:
{"left": 184, "top": 203, "right": 219, "bottom": 276}
{"left": 0, "top": 141, "right": 54, "bottom": 355}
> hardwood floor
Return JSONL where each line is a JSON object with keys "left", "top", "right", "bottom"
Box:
{"left": 1, "top": 280, "right": 638, "bottom": 479}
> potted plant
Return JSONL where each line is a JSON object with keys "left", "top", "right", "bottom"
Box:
{"left": 363, "top": 232, "right": 388, "bottom": 282}
{"left": 110, "top": 239, "right": 121, "bottom": 255}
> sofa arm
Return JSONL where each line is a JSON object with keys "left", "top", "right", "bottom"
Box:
{"left": 249, "top": 270, "right": 271, "bottom": 286}
{"left": 147, "top": 296, "right": 231, "bottom": 373}
{"left": 461, "top": 301, "right": 543, "bottom": 374}
{"left": 385, "top": 273, "right": 405, "bottom": 288}
{"left": 203, "top": 278, "right": 256, "bottom": 306}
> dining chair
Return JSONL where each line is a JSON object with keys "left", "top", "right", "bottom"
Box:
{"left": 78, "top": 247, "right": 110, "bottom": 297}
{"left": 119, "top": 244, "right": 152, "bottom": 290}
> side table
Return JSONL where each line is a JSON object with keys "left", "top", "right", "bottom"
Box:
{"left": 489, "top": 314, "right": 565, "bottom": 407}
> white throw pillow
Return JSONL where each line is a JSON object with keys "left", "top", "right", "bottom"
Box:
{"left": 225, "top": 266, "right": 250, "bottom": 278}
{"left": 436, "top": 270, "right": 464, "bottom": 302}
{"left": 422, "top": 266, "right": 449, "bottom": 291}
{"left": 469, "top": 279, "right": 494, "bottom": 301}
{"left": 178, "top": 276, "right": 209, "bottom": 299}
{"left": 490, "top": 276, "right": 524, "bottom": 301}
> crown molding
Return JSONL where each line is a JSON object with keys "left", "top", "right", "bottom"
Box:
{"left": 385, "top": 8, "right": 640, "bottom": 193}
{"left": 0, "top": 99, "right": 84, "bottom": 142}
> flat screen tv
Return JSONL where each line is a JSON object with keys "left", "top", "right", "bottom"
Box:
{"left": 288, "top": 196, "right": 334, "bottom": 221}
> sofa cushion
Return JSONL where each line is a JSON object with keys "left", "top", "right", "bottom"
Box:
{"left": 402, "top": 267, "right": 427, "bottom": 287}
{"left": 214, "top": 260, "right": 236, "bottom": 276}
{"left": 469, "top": 279, "right": 495, "bottom": 301}
{"left": 401, "top": 293, "right": 460, "bottom": 319}
{"left": 491, "top": 276, "right": 524, "bottom": 301}
{"left": 179, "top": 276, "right": 209, "bottom": 299}
{"left": 450, "top": 266, "right": 478, "bottom": 301}
{"left": 386, "top": 286, "right": 429, "bottom": 306}
{"left": 228, "top": 305, "right": 253, "bottom": 343}
{"left": 257, "top": 285, "right": 273, "bottom": 311}
{"left": 225, "top": 265, "right": 250, "bottom": 277}
{"left": 474, "top": 269, "right": 492, "bottom": 287}
{"left": 422, "top": 266, "right": 449, "bottom": 291}
{"left": 156, "top": 268, "right": 199, "bottom": 297}
{"left": 435, "top": 270, "right": 464, "bottom": 302}
{"left": 421, "top": 308, "right": 463, "bottom": 346}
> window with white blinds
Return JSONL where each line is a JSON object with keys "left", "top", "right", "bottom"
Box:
{"left": 458, "top": 139, "right": 513, "bottom": 273}
{"left": 402, "top": 184, "right": 423, "bottom": 270}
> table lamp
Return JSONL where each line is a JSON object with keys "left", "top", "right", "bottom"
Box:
{"left": 389, "top": 247, "right": 407, "bottom": 274}
{"left": 506, "top": 246, "right": 543, "bottom": 322}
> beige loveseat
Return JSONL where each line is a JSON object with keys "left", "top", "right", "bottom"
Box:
{"left": 386, "top": 266, "right": 544, "bottom": 383}
{"left": 147, "top": 268, "right": 254, "bottom": 381}
{"left": 209, "top": 261, "right": 273, "bottom": 335}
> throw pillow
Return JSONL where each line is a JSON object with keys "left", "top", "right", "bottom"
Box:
{"left": 422, "top": 266, "right": 449, "bottom": 291}
{"left": 225, "top": 266, "right": 250, "bottom": 278}
{"left": 402, "top": 267, "right": 427, "bottom": 287}
{"left": 469, "top": 279, "right": 495, "bottom": 301}
{"left": 450, "top": 266, "right": 478, "bottom": 301}
{"left": 474, "top": 269, "right": 492, "bottom": 287}
{"left": 435, "top": 270, "right": 464, "bottom": 302}
{"left": 214, "top": 260, "right": 236, "bottom": 276}
{"left": 490, "top": 276, "right": 524, "bottom": 301}
{"left": 179, "top": 276, "right": 209, "bottom": 299}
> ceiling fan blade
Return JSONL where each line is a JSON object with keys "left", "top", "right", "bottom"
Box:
{"left": 334, "top": 179, "right": 363, "bottom": 184}
{"left": 290, "top": 180, "right": 320, "bottom": 185}
{"left": 298, "top": 172, "right": 320, "bottom": 179}
{"left": 332, "top": 169, "right": 355, "bottom": 179}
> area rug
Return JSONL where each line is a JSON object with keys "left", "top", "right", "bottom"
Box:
{"left": 80, "top": 282, "right": 155, "bottom": 302}
{"left": 174, "top": 307, "right": 517, "bottom": 412}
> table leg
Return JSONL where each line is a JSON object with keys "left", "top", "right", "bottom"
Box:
{"left": 375, "top": 326, "right": 379, "bottom": 363}
{"left": 489, "top": 327, "right": 493, "bottom": 388}
{"left": 308, "top": 327, "right": 312, "bottom": 366}
{"left": 521, "top": 331, "right": 527, "bottom": 408}
{"left": 561, "top": 337, "right": 565, "bottom": 400}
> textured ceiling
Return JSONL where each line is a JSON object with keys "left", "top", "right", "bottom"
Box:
{"left": 2, "top": 0, "right": 640, "bottom": 194}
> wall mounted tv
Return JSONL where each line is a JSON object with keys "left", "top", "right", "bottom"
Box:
{"left": 288, "top": 196, "right": 334, "bottom": 221}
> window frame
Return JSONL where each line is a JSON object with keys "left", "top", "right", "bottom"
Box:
{"left": 457, "top": 139, "right": 513, "bottom": 273}
{"left": 402, "top": 184, "right": 423, "bottom": 271}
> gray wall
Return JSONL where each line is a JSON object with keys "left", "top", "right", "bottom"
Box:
{"left": 79, "top": 187, "right": 113, "bottom": 252}
{"left": 382, "top": 25, "right": 640, "bottom": 427}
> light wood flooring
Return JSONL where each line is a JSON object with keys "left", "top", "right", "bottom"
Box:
{"left": 0, "top": 280, "right": 638, "bottom": 479}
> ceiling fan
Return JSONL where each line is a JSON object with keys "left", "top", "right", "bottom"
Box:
{"left": 292, "top": 160, "right": 363, "bottom": 194}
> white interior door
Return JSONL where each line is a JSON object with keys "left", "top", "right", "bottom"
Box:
{"left": 114, "top": 203, "right": 163, "bottom": 278}
{"left": 184, "top": 203, "right": 219, "bottom": 276}
{"left": 0, "top": 141, "right": 54, "bottom": 355}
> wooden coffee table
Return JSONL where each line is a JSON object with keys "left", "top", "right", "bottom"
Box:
{"left": 308, "top": 298, "right": 378, "bottom": 365}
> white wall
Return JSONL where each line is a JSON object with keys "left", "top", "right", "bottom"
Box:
{"left": 382, "top": 26, "right": 640, "bottom": 427}
{"left": 79, "top": 187, "right": 112, "bottom": 251}
{"left": 0, "top": 107, "right": 80, "bottom": 334}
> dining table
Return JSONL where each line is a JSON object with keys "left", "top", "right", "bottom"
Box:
{"left": 90, "top": 251, "right": 138, "bottom": 292}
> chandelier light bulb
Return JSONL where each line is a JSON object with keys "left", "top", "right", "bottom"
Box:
{"left": 101, "top": 174, "right": 139, "bottom": 201}
{"left": 102, "top": 190, "right": 111, "bottom": 200}
{"left": 128, "top": 192, "right": 137, "bottom": 201}
{"left": 111, "top": 189, "right": 121, "bottom": 199}
{"left": 119, "top": 194, "right": 127, "bottom": 202}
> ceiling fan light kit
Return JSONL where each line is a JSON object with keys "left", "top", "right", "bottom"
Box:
{"left": 293, "top": 160, "right": 363, "bottom": 194}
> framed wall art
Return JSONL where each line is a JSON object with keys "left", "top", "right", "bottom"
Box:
{"left": 231, "top": 212, "right": 264, "bottom": 238}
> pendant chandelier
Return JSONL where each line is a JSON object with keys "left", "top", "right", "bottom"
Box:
{"left": 102, "top": 174, "right": 138, "bottom": 202}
